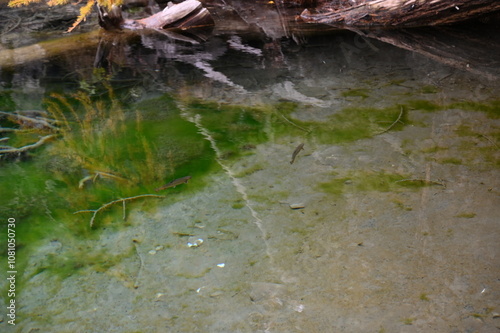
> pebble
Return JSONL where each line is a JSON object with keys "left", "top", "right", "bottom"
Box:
{"left": 290, "top": 203, "right": 305, "bottom": 209}
{"left": 187, "top": 238, "right": 204, "bottom": 248}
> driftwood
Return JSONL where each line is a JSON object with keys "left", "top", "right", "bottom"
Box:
{"left": 97, "top": 0, "right": 214, "bottom": 32}
{"left": 301, "top": 0, "right": 500, "bottom": 27}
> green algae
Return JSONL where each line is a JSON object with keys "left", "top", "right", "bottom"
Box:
{"left": 319, "top": 171, "right": 433, "bottom": 196}
{"left": 406, "top": 98, "right": 500, "bottom": 118}
{"left": 449, "top": 100, "right": 500, "bottom": 118}
{"left": 32, "top": 246, "right": 134, "bottom": 279}
{"left": 0, "top": 91, "right": 220, "bottom": 290}
{"left": 186, "top": 100, "right": 272, "bottom": 159}
{"left": 277, "top": 103, "right": 409, "bottom": 144}
{"left": 419, "top": 85, "right": 440, "bottom": 94}
{"left": 341, "top": 88, "right": 370, "bottom": 99}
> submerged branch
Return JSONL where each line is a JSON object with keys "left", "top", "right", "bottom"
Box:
{"left": 279, "top": 113, "right": 311, "bottom": 133}
{"left": 378, "top": 106, "right": 404, "bottom": 135}
{"left": 0, "top": 134, "right": 56, "bottom": 155}
{"left": 0, "top": 110, "right": 59, "bottom": 130}
{"left": 73, "top": 194, "right": 165, "bottom": 228}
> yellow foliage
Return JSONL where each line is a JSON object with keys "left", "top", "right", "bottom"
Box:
{"left": 47, "top": 0, "right": 71, "bottom": 6}
{"left": 8, "top": 0, "right": 122, "bottom": 32}
{"left": 67, "top": 0, "right": 95, "bottom": 32}
{"left": 8, "top": 0, "right": 43, "bottom": 7}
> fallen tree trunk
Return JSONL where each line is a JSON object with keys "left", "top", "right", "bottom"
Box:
{"left": 97, "top": 0, "right": 214, "bottom": 32}
{"left": 301, "top": 0, "right": 500, "bottom": 27}
{"left": 355, "top": 26, "right": 500, "bottom": 81}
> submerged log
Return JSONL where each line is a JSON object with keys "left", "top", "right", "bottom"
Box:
{"left": 97, "top": 0, "right": 214, "bottom": 32}
{"left": 301, "top": 0, "right": 500, "bottom": 27}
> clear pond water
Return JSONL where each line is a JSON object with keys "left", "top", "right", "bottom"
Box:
{"left": 0, "top": 4, "right": 499, "bottom": 332}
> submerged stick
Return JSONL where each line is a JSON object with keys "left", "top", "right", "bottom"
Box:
{"left": 0, "top": 134, "right": 56, "bottom": 155}
{"left": 132, "top": 239, "right": 143, "bottom": 289}
{"left": 73, "top": 194, "right": 165, "bottom": 227}
{"left": 279, "top": 113, "right": 310, "bottom": 133}
{"left": 378, "top": 106, "right": 404, "bottom": 135}
{"left": 0, "top": 110, "right": 59, "bottom": 130}
{"left": 479, "top": 134, "right": 499, "bottom": 148}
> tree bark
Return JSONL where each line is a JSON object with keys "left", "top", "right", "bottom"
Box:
{"left": 97, "top": 0, "right": 214, "bottom": 31}
{"left": 301, "top": 0, "right": 500, "bottom": 27}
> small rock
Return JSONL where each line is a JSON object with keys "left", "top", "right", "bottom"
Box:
{"left": 187, "top": 237, "right": 204, "bottom": 248}
{"left": 289, "top": 203, "right": 305, "bottom": 209}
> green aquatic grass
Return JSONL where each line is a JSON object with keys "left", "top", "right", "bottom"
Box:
{"left": 0, "top": 90, "right": 219, "bottom": 286}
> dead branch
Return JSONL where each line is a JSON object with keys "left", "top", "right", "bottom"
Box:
{"left": 0, "top": 128, "right": 19, "bottom": 133}
{"left": 0, "top": 134, "right": 56, "bottom": 155}
{"left": 73, "top": 194, "right": 165, "bottom": 227}
{"left": 378, "top": 106, "right": 404, "bottom": 134}
{"left": 301, "top": 0, "right": 500, "bottom": 28}
{"left": 98, "top": 0, "right": 214, "bottom": 34}
{"left": 0, "top": 110, "right": 59, "bottom": 131}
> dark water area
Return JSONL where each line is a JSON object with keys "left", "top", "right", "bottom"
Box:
{"left": 1, "top": 2, "right": 499, "bottom": 332}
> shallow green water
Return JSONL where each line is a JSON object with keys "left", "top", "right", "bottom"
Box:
{"left": 1, "top": 16, "right": 499, "bottom": 332}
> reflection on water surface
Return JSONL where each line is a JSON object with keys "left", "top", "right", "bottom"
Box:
{"left": 0, "top": 7, "right": 499, "bottom": 332}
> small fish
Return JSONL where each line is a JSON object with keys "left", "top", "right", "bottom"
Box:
{"left": 290, "top": 143, "right": 304, "bottom": 164}
{"left": 155, "top": 176, "right": 192, "bottom": 191}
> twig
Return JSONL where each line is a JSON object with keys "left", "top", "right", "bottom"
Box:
{"left": 279, "top": 113, "right": 311, "bottom": 133}
{"left": 479, "top": 134, "right": 499, "bottom": 148}
{"left": 0, "top": 137, "right": 9, "bottom": 142}
{"left": 0, "top": 127, "right": 20, "bottom": 133}
{"left": 123, "top": 200, "right": 127, "bottom": 221}
{"left": 378, "top": 106, "right": 404, "bottom": 135}
{"left": 73, "top": 194, "right": 165, "bottom": 227}
{"left": 0, "top": 134, "right": 56, "bottom": 155}
{"left": 132, "top": 240, "right": 143, "bottom": 289}
{"left": 1, "top": 16, "right": 21, "bottom": 35}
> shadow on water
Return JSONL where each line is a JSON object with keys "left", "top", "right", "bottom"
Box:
{"left": 0, "top": 1, "right": 499, "bottom": 331}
